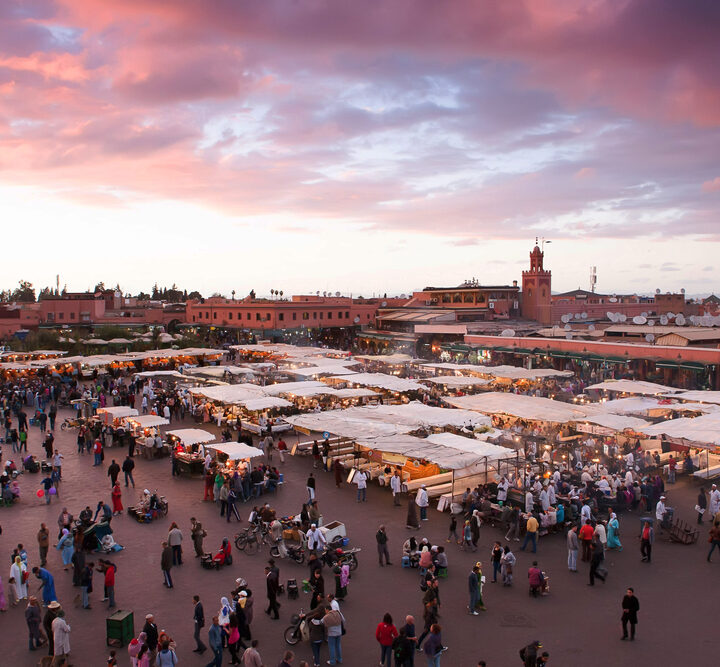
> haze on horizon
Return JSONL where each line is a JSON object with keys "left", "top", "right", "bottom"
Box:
{"left": 0, "top": 0, "right": 719, "bottom": 299}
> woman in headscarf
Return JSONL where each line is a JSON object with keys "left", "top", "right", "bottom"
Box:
{"left": 406, "top": 493, "right": 420, "bottom": 530}
{"left": 56, "top": 529, "right": 74, "bottom": 570}
{"left": 334, "top": 561, "right": 350, "bottom": 600}
{"left": 10, "top": 555, "right": 27, "bottom": 600}
{"left": 213, "top": 538, "right": 231, "bottom": 567}
{"left": 127, "top": 631, "right": 146, "bottom": 667}
{"left": 111, "top": 481, "right": 123, "bottom": 515}
{"left": 25, "top": 596, "right": 46, "bottom": 650}
{"left": 219, "top": 596, "right": 233, "bottom": 647}
{"left": 607, "top": 512, "right": 623, "bottom": 551}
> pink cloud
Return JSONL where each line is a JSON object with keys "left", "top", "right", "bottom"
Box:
{"left": 702, "top": 177, "right": 720, "bottom": 192}
{"left": 0, "top": 0, "right": 716, "bottom": 245}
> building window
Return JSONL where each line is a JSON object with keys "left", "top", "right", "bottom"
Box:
{"left": 266, "top": 313, "right": 271, "bottom": 321}
{"left": 292, "top": 313, "right": 297, "bottom": 321}
{"left": 279, "top": 313, "right": 284, "bottom": 321}
{"left": 70, "top": 313, "right": 75, "bottom": 320}
{"left": 213, "top": 312, "right": 217, "bottom": 319}
{"left": 58, "top": 313, "right": 64, "bottom": 320}
{"left": 345, "top": 312, "right": 349, "bottom": 318}
{"left": 192, "top": 316, "right": 196, "bottom": 322}
{"left": 303, "top": 312, "right": 309, "bottom": 320}
{"left": 441, "top": 293, "right": 451, "bottom": 303}
{"left": 453, "top": 293, "right": 462, "bottom": 303}
{"left": 319, "top": 312, "right": 323, "bottom": 320}
{"left": 246, "top": 312, "right": 250, "bottom": 320}
{"left": 206, "top": 312, "right": 210, "bottom": 319}
{"left": 313, "top": 312, "right": 317, "bottom": 319}
{"left": 328, "top": 312, "right": 332, "bottom": 319}
{"left": 228, "top": 312, "right": 233, "bottom": 320}
{"left": 463, "top": 293, "right": 474, "bottom": 303}
{"left": 256, "top": 313, "right": 261, "bottom": 321}
{"left": 46, "top": 313, "right": 55, "bottom": 322}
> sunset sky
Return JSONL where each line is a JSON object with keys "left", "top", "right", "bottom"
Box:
{"left": 1, "top": 0, "right": 719, "bottom": 298}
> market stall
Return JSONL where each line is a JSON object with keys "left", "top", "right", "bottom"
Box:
{"left": 96, "top": 406, "right": 139, "bottom": 426}
{"left": 166, "top": 428, "right": 216, "bottom": 476}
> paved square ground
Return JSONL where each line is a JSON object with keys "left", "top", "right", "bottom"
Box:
{"left": 0, "top": 406, "right": 716, "bottom": 666}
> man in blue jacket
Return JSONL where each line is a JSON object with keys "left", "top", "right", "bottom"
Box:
{"left": 205, "top": 616, "right": 222, "bottom": 667}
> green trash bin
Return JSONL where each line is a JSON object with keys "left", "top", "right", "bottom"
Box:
{"left": 107, "top": 609, "right": 134, "bottom": 647}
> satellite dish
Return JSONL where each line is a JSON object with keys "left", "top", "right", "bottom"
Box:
{"left": 676, "top": 314, "right": 686, "bottom": 326}
{"left": 667, "top": 312, "right": 675, "bottom": 319}
{"left": 681, "top": 288, "right": 685, "bottom": 294}
{"left": 641, "top": 312, "right": 648, "bottom": 318}
{"left": 660, "top": 315, "right": 668, "bottom": 325}
{"left": 619, "top": 314, "right": 627, "bottom": 322}
{"left": 633, "top": 315, "right": 646, "bottom": 325}
{"left": 647, "top": 320, "right": 654, "bottom": 326}
{"left": 353, "top": 316, "right": 360, "bottom": 324}
{"left": 645, "top": 334, "right": 655, "bottom": 342}
{"left": 609, "top": 297, "right": 618, "bottom": 303}
{"left": 381, "top": 301, "right": 387, "bottom": 307}
{"left": 655, "top": 288, "right": 661, "bottom": 294}
{"left": 564, "top": 324, "right": 571, "bottom": 331}
{"left": 565, "top": 333, "right": 573, "bottom": 340}
{"left": 581, "top": 312, "right": 588, "bottom": 319}
{"left": 335, "top": 291, "right": 341, "bottom": 297}
{"left": 501, "top": 328, "right": 516, "bottom": 337}
{"left": 588, "top": 324, "right": 596, "bottom": 331}
{"left": 561, "top": 314, "right": 571, "bottom": 323}
{"left": 606, "top": 311, "right": 614, "bottom": 320}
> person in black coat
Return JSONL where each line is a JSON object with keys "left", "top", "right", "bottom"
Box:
{"left": 698, "top": 487, "right": 708, "bottom": 524}
{"left": 309, "top": 570, "right": 325, "bottom": 609}
{"left": 143, "top": 614, "right": 159, "bottom": 660}
{"left": 265, "top": 566, "right": 280, "bottom": 619}
{"left": 621, "top": 588, "right": 640, "bottom": 640}
{"left": 192, "top": 596, "right": 206, "bottom": 653}
{"left": 107, "top": 460, "right": 121, "bottom": 487}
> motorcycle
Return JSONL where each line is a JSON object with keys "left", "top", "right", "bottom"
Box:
{"left": 270, "top": 542, "right": 306, "bottom": 564}
{"left": 284, "top": 609, "right": 306, "bottom": 646}
{"left": 320, "top": 546, "right": 361, "bottom": 571}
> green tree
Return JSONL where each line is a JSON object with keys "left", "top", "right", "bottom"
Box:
{"left": 11, "top": 280, "right": 35, "bottom": 302}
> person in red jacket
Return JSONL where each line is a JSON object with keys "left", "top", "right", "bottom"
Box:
{"left": 579, "top": 520, "right": 595, "bottom": 562}
{"left": 375, "top": 612, "right": 399, "bottom": 667}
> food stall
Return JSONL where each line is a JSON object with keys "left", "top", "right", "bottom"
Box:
{"left": 96, "top": 406, "right": 139, "bottom": 426}
{"left": 167, "top": 428, "right": 216, "bottom": 476}
{"left": 207, "top": 442, "right": 265, "bottom": 475}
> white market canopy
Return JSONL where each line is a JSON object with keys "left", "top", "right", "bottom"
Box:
{"left": 357, "top": 432, "right": 516, "bottom": 469}
{"left": 422, "top": 376, "right": 493, "bottom": 388}
{"left": 576, "top": 413, "right": 650, "bottom": 431}
{"left": 107, "top": 338, "right": 133, "bottom": 344}
{"left": 86, "top": 338, "right": 109, "bottom": 345}
{"left": 97, "top": 406, "right": 139, "bottom": 418}
{"left": 286, "top": 364, "right": 359, "bottom": 377}
{"left": 328, "top": 372, "right": 425, "bottom": 392}
{"left": 184, "top": 366, "right": 258, "bottom": 378}
{"left": 444, "top": 392, "right": 591, "bottom": 423}
{"left": 639, "top": 415, "right": 720, "bottom": 447}
{"left": 666, "top": 391, "right": 720, "bottom": 406}
{"left": 191, "top": 384, "right": 265, "bottom": 404}
{"left": 600, "top": 397, "right": 720, "bottom": 417}
{"left": 125, "top": 415, "right": 170, "bottom": 428}
{"left": 333, "top": 388, "right": 379, "bottom": 399}
{"left": 135, "top": 370, "right": 188, "bottom": 379}
{"left": 209, "top": 442, "right": 264, "bottom": 460}
{"left": 586, "top": 379, "right": 680, "bottom": 395}
{"left": 284, "top": 401, "right": 490, "bottom": 440}
{"left": 167, "top": 428, "right": 216, "bottom": 446}
{"left": 355, "top": 353, "right": 414, "bottom": 364}
{"left": 263, "top": 381, "right": 328, "bottom": 396}
{"left": 240, "top": 397, "right": 293, "bottom": 411}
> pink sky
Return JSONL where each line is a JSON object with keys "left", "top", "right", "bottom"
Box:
{"left": 0, "top": 0, "right": 719, "bottom": 297}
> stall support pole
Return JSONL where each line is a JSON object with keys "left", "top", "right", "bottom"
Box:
{"left": 451, "top": 469, "right": 455, "bottom": 506}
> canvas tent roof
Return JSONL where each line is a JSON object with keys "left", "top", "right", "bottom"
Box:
{"left": 422, "top": 376, "right": 493, "bottom": 388}
{"left": 638, "top": 415, "right": 720, "bottom": 447}
{"left": 167, "top": 428, "right": 216, "bottom": 446}
{"left": 355, "top": 353, "right": 414, "bottom": 364}
{"left": 240, "top": 397, "right": 293, "bottom": 411}
{"left": 97, "top": 406, "right": 139, "bottom": 418}
{"left": 444, "top": 392, "right": 591, "bottom": 423}
{"left": 125, "top": 415, "right": 170, "bottom": 428}
{"left": 666, "top": 391, "right": 720, "bottom": 406}
{"left": 328, "top": 372, "right": 425, "bottom": 392}
{"left": 586, "top": 379, "right": 680, "bottom": 395}
{"left": 421, "top": 362, "right": 573, "bottom": 380}
{"left": 208, "top": 442, "right": 264, "bottom": 460}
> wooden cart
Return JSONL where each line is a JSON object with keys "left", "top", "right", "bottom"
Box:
{"left": 667, "top": 518, "right": 699, "bottom": 545}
